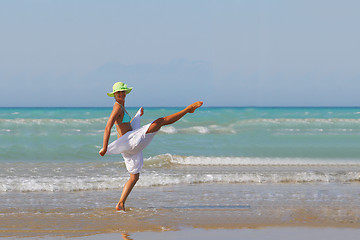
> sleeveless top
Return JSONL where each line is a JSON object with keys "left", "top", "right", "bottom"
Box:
{"left": 115, "top": 102, "right": 131, "bottom": 123}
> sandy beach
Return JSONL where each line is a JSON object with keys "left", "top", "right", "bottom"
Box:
{"left": 1, "top": 183, "right": 360, "bottom": 238}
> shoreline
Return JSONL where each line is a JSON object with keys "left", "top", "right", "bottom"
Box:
{"left": 2, "top": 209, "right": 360, "bottom": 238}
{"left": 2, "top": 182, "right": 360, "bottom": 238}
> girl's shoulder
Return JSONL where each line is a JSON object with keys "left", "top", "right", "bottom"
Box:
{"left": 112, "top": 102, "right": 124, "bottom": 115}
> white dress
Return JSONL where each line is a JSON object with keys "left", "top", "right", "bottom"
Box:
{"left": 106, "top": 108, "right": 157, "bottom": 174}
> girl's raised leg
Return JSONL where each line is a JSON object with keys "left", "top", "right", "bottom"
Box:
{"left": 146, "top": 101, "right": 203, "bottom": 134}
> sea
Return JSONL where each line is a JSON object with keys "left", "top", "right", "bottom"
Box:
{"left": 1, "top": 106, "right": 360, "bottom": 236}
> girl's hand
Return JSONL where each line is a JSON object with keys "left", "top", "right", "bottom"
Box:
{"left": 140, "top": 107, "right": 144, "bottom": 116}
{"left": 99, "top": 148, "right": 107, "bottom": 156}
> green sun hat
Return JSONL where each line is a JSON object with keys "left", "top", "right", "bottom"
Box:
{"left": 107, "top": 82, "right": 133, "bottom": 97}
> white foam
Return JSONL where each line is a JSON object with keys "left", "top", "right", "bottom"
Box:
{"left": 235, "top": 118, "right": 360, "bottom": 125}
{"left": 159, "top": 125, "right": 236, "bottom": 135}
{"left": 1, "top": 118, "right": 107, "bottom": 125}
{"left": 6, "top": 117, "right": 360, "bottom": 127}
{"left": 160, "top": 126, "right": 177, "bottom": 134}
{"left": 164, "top": 155, "right": 360, "bottom": 166}
{"left": 1, "top": 171, "right": 359, "bottom": 192}
{"left": 2, "top": 118, "right": 360, "bottom": 138}
{"left": 193, "top": 126, "right": 209, "bottom": 134}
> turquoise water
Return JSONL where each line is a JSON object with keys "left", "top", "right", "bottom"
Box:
{"left": 1, "top": 107, "right": 360, "bottom": 161}
{"left": 1, "top": 107, "right": 360, "bottom": 192}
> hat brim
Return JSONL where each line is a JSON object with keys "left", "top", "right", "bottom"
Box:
{"left": 107, "top": 88, "right": 133, "bottom": 97}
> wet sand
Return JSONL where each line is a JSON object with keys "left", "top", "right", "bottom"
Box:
{"left": 1, "top": 183, "right": 360, "bottom": 238}
{"left": 2, "top": 206, "right": 360, "bottom": 238}
{"left": 76, "top": 228, "right": 360, "bottom": 240}
{"left": 4, "top": 228, "right": 360, "bottom": 240}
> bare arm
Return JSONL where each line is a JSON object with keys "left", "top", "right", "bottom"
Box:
{"left": 130, "top": 107, "right": 144, "bottom": 123}
{"left": 99, "top": 104, "right": 122, "bottom": 156}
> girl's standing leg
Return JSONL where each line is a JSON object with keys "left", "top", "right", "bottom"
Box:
{"left": 116, "top": 173, "right": 139, "bottom": 211}
{"left": 146, "top": 101, "right": 203, "bottom": 134}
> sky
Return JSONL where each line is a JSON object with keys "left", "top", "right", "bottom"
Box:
{"left": 0, "top": 0, "right": 359, "bottom": 107}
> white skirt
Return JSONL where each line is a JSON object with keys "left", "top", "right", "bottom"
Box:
{"left": 106, "top": 108, "right": 157, "bottom": 174}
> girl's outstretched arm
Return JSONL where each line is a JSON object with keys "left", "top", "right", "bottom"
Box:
{"left": 99, "top": 104, "right": 121, "bottom": 156}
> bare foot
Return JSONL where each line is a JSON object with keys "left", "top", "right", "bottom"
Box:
{"left": 187, "top": 101, "right": 203, "bottom": 113}
{"left": 116, "top": 202, "right": 125, "bottom": 212}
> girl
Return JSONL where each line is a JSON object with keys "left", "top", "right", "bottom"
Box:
{"left": 99, "top": 82, "right": 203, "bottom": 211}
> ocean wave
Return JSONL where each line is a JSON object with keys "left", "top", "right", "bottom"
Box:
{"left": 159, "top": 125, "right": 237, "bottom": 134}
{"left": 159, "top": 126, "right": 212, "bottom": 134}
{"left": 2, "top": 118, "right": 360, "bottom": 136}
{"left": 148, "top": 118, "right": 360, "bottom": 135}
{"left": 137, "top": 171, "right": 360, "bottom": 186}
{"left": 3, "top": 117, "right": 360, "bottom": 124}
{"left": 230, "top": 118, "right": 360, "bottom": 128}
{"left": 1, "top": 155, "right": 360, "bottom": 192}
{"left": 1, "top": 171, "right": 359, "bottom": 192}
{"left": 144, "top": 154, "right": 360, "bottom": 167}
{"left": 0, "top": 118, "right": 108, "bottom": 125}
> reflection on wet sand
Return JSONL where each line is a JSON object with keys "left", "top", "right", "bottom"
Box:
{"left": 121, "top": 233, "right": 133, "bottom": 240}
